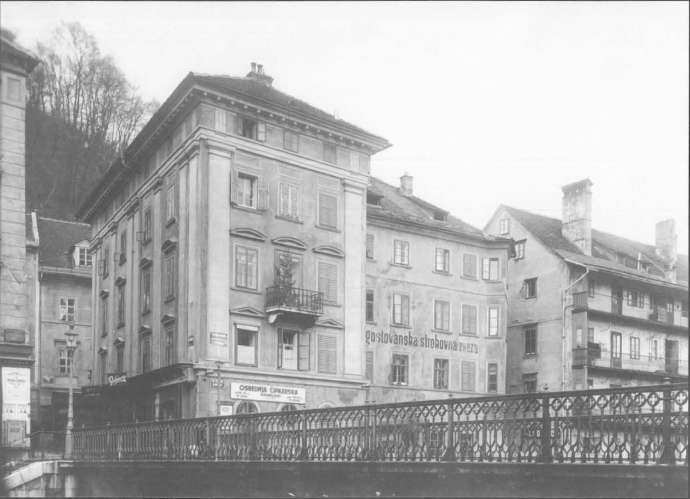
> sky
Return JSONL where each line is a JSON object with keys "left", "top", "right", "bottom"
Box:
{"left": 3, "top": 1, "right": 688, "bottom": 251}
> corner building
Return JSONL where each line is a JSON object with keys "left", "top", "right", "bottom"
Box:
{"left": 364, "top": 176, "right": 511, "bottom": 402}
{"left": 77, "top": 65, "right": 390, "bottom": 421}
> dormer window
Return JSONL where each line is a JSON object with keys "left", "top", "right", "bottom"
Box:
{"left": 74, "top": 245, "right": 92, "bottom": 268}
{"left": 433, "top": 211, "right": 447, "bottom": 222}
{"left": 366, "top": 191, "right": 383, "bottom": 206}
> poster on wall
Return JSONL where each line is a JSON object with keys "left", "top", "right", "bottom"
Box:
{"left": 1, "top": 367, "right": 31, "bottom": 447}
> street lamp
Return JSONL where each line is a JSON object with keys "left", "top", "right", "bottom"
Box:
{"left": 64, "top": 327, "right": 79, "bottom": 458}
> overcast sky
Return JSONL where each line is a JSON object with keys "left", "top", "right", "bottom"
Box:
{"left": 4, "top": 1, "right": 688, "bottom": 251}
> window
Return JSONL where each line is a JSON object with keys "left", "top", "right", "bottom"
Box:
{"left": 323, "top": 143, "right": 336, "bottom": 164}
{"left": 281, "top": 404, "right": 298, "bottom": 412}
{"left": 392, "top": 293, "right": 410, "bottom": 326}
{"left": 462, "top": 254, "right": 477, "bottom": 278}
{"left": 391, "top": 354, "right": 408, "bottom": 385}
{"left": 99, "top": 352, "right": 107, "bottom": 385}
{"left": 482, "top": 257, "right": 499, "bottom": 281}
{"left": 77, "top": 247, "right": 92, "bottom": 267}
{"left": 365, "top": 351, "right": 374, "bottom": 381}
{"left": 522, "top": 278, "right": 537, "bottom": 299}
{"left": 141, "top": 267, "right": 151, "bottom": 314}
{"left": 630, "top": 336, "right": 640, "bottom": 360}
{"left": 59, "top": 297, "right": 76, "bottom": 322}
{"left": 366, "top": 233, "right": 374, "bottom": 259}
{"left": 164, "top": 325, "right": 175, "bottom": 366}
{"left": 6, "top": 77, "right": 22, "bottom": 102}
{"left": 627, "top": 290, "right": 644, "bottom": 308}
{"left": 499, "top": 218, "right": 510, "bottom": 235}
{"left": 283, "top": 130, "right": 299, "bottom": 152}
{"left": 58, "top": 347, "right": 74, "bottom": 376}
{"left": 650, "top": 338, "right": 658, "bottom": 360}
{"left": 238, "top": 117, "right": 260, "bottom": 140}
{"left": 236, "top": 173, "right": 258, "bottom": 208}
{"left": 587, "top": 327, "right": 594, "bottom": 343}
{"left": 143, "top": 208, "right": 152, "bottom": 244}
{"left": 117, "top": 284, "right": 125, "bottom": 327}
{"left": 514, "top": 240, "right": 525, "bottom": 260}
{"left": 115, "top": 343, "right": 124, "bottom": 373}
{"left": 461, "top": 360, "right": 475, "bottom": 392}
{"left": 487, "top": 363, "right": 498, "bottom": 393}
{"left": 235, "top": 325, "right": 258, "bottom": 366}
{"left": 318, "top": 262, "right": 338, "bottom": 304}
{"left": 366, "top": 289, "right": 375, "bottom": 323}
{"left": 317, "top": 334, "right": 337, "bottom": 374}
{"left": 141, "top": 335, "right": 151, "bottom": 373}
{"left": 119, "top": 232, "right": 127, "bottom": 264}
{"left": 164, "top": 252, "right": 177, "bottom": 300}
{"left": 166, "top": 183, "right": 176, "bottom": 222}
{"left": 278, "top": 183, "right": 300, "bottom": 220}
{"left": 318, "top": 193, "right": 338, "bottom": 229}
{"left": 102, "top": 246, "right": 110, "bottom": 277}
{"left": 101, "top": 297, "right": 109, "bottom": 336}
{"left": 461, "top": 305, "right": 477, "bottom": 335}
{"left": 523, "top": 373, "right": 537, "bottom": 393}
{"left": 588, "top": 279, "right": 596, "bottom": 298}
{"left": 278, "top": 328, "right": 310, "bottom": 371}
{"left": 488, "top": 307, "right": 499, "bottom": 336}
{"left": 235, "top": 246, "right": 258, "bottom": 290}
{"left": 236, "top": 401, "right": 259, "bottom": 414}
{"left": 434, "top": 300, "right": 450, "bottom": 331}
{"left": 682, "top": 301, "right": 688, "bottom": 318}
{"left": 433, "top": 359, "right": 449, "bottom": 389}
{"left": 524, "top": 326, "right": 537, "bottom": 355}
{"left": 393, "top": 240, "right": 410, "bottom": 266}
{"left": 435, "top": 248, "right": 450, "bottom": 273}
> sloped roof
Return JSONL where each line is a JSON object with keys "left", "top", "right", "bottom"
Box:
{"left": 0, "top": 34, "right": 39, "bottom": 72}
{"left": 35, "top": 217, "right": 91, "bottom": 269}
{"left": 503, "top": 205, "right": 688, "bottom": 286}
{"left": 368, "top": 177, "right": 496, "bottom": 242}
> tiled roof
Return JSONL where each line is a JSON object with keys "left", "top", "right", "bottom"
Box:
{"left": 35, "top": 217, "right": 91, "bottom": 269}
{"left": 503, "top": 205, "right": 688, "bottom": 286}
{"left": 368, "top": 177, "right": 493, "bottom": 241}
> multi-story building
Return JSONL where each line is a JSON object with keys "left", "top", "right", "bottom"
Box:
{"left": 485, "top": 179, "right": 688, "bottom": 393}
{"left": 24, "top": 215, "right": 92, "bottom": 431}
{"left": 76, "top": 64, "right": 390, "bottom": 421}
{"left": 1, "top": 33, "right": 38, "bottom": 448}
{"left": 364, "top": 175, "right": 511, "bottom": 402}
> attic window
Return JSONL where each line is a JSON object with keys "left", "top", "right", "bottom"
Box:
{"left": 366, "top": 191, "right": 383, "bottom": 206}
{"left": 433, "top": 211, "right": 447, "bottom": 222}
{"left": 75, "top": 246, "right": 92, "bottom": 268}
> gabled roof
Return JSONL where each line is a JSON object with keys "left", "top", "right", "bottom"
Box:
{"left": 501, "top": 205, "right": 688, "bottom": 287}
{"left": 0, "top": 34, "right": 39, "bottom": 73}
{"left": 34, "top": 217, "right": 91, "bottom": 269}
{"left": 367, "top": 177, "right": 499, "bottom": 243}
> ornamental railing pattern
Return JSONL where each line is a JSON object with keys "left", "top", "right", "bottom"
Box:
{"left": 265, "top": 286, "right": 323, "bottom": 315}
{"left": 72, "top": 383, "right": 688, "bottom": 465}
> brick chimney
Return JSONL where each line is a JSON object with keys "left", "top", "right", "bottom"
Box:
{"left": 246, "top": 61, "right": 273, "bottom": 87}
{"left": 400, "top": 173, "right": 413, "bottom": 196}
{"left": 561, "top": 178, "right": 593, "bottom": 256}
{"left": 655, "top": 219, "right": 677, "bottom": 282}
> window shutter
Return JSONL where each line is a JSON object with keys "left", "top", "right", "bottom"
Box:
{"left": 257, "top": 181, "right": 269, "bottom": 210}
{"left": 317, "top": 335, "right": 337, "bottom": 374}
{"left": 234, "top": 116, "right": 243, "bottom": 135}
{"left": 279, "top": 183, "right": 288, "bottom": 215}
{"left": 257, "top": 122, "right": 266, "bottom": 142}
{"left": 402, "top": 295, "right": 410, "bottom": 326}
{"left": 230, "top": 170, "right": 241, "bottom": 204}
{"left": 290, "top": 186, "right": 300, "bottom": 219}
{"left": 462, "top": 361, "right": 475, "bottom": 392}
{"left": 298, "top": 332, "right": 310, "bottom": 371}
{"left": 365, "top": 351, "right": 374, "bottom": 381}
{"left": 247, "top": 249, "right": 257, "bottom": 289}
{"left": 482, "top": 258, "right": 489, "bottom": 280}
{"left": 277, "top": 328, "right": 284, "bottom": 369}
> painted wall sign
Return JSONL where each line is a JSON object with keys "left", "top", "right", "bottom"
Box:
{"left": 107, "top": 373, "right": 127, "bottom": 386}
{"left": 365, "top": 329, "right": 479, "bottom": 354}
{"left": 210, "top": 331, "right": 228, "bottom": 346}
{"left": 219, "top": 404, "right": 233, "bottom": 416}
{"left": 230, "top": 382, "right": 306, "bottom": 404}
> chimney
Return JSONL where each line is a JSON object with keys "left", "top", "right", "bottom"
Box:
{"left": 655, "top": 219, "right": 677, "bottom": 282}
{"left": 400, "top": 173, "right": 413, "bottom": 196}
{"left": 561, "top": 178, "right": 593, "bottom": 256}
{"left": 246, "top": 61, "right": 274, "bottom": 87}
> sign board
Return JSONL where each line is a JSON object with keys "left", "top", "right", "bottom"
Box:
{"left": 107, "top": 373, "right": 127, "bottom": 386}
{"left": 219, "top": 404, "right": 233, "bottom": 416}
{"left": 365, "top": 329, "right": 479, "bottom": 354}
{"left": 230, "top": 382, "right": 305, "bottom": 405}
{"left": 1, "top": 367, "right": 30, "bottom": 447}
{"left": 210, "top": 331, "right": 228, "bottom": 346}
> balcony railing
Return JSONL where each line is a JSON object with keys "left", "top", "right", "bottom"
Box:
{"left": 649, "top": 308, "right": 675, "bottom": 325}
{"left": 576, "top": 343, "right": 688, "bottom": 376}
{"left": 71, "top": 383, "right": 688, "bottom": 465}
{"left": 572, "top": 291, "right": 588, "bottom": 310}
{"left": 265, "top": 286, "right": 323, "bottom": 316}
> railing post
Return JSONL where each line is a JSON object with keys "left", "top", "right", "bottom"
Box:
{"left": 443, "top": 399, "right": 455, "bottom": 461}
{"left": 249, "top": 416, "right": 257, "bottom": 460}
{"left": 541, "top": 395, "right": 552, "bottom": 464}
{"left": 659, "top": 378, "right": 674, "bottom": 464}
{"left": 369, "top": 406, "right": 377, "bottom": 461}
{"left": 299, "top": 412, "right": 309, "bottom": 460}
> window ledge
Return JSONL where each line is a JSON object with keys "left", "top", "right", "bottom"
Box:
{"left": 231, "top": 203, "right": 265, "bottom": 214}
{"left": 461, "top": 332, "right": 478, "bottom": 337}
{"left": 365, "top": 321, "right": 377, "bottom": 326}
{"left": 486, "top": 336, "right": 502, "bottom": 340}
{"left": 390, "top": 262, "right": 412, "bottom": 269}
{"left": 483, "top": 279, "right": 502, "bottom": 283}
{"left": 432, "top": 270, "right": 452, "bottom": 276}
{"left": 391, "top": 324, "right": 412, "bottom": 329}
{"left": 231, "top": 286, "right": 262, "bottom": 295}
{"left": 432, "top": 329, "right": 452, "bottom": 335}
{"left": 523, "top": 353, "right": 537, "bottom": 359}
{"left": 315, "top": 224, "right": 340, "bottom": 233}
{"left": 460, "top": 275, "right": 478, "bottom": 281}
{"left": 275, "top": 214, "right": 303, "bottom": 224}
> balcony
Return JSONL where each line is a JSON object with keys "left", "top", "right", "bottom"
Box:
{"left": 649, "top": 308, "right": 674, "bottom": 325}
{"left": 574, "top": 342, "right": 688, "bottom": 378}
{"left": 265, "top": 286, "right": 323, "bottom": 322}
{"left": 572, "top": 291, "right": 588, "bottom": 311}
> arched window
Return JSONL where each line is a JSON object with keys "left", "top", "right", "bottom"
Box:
{"left": 280, "top": 404, "right": 298, "bottom": 412}
{"left": 235, "top": 401, "right": 259, "bottom": 415}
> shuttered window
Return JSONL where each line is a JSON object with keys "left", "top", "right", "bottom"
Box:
{"left": 365, "top": 351, "right": 374, "bottom": 381}
{"left": 488, "top": 307, "right": 499, "bottom": 336}
{"left": 463, "top": 254, "right": 477, "bottom": 278}
{"left": 461, "top": 360, "right": 475, "bottom": 392}
{"left": 393, "top": 240, "right": 410, "bottom": 266}
{"left": 278, "top": 328, "right": 308, "bottom": 371}
{"left": 461, "top": 305, "right": 477, "bottom": 335}
{"left": 392, "top": 293, "right": 410, "bottom": 326}
{"left": 318, "top": 334, "right": 337, "bottom": 374}
{"left": 284, "top": 130, "right": 299, "bottom": 152}
{"left": 298, "top": 331, "right": 310, "bottom": 370}
{"left": 278, "top": 183, "right": 300, "bottom": 220}
{"left": 487, "top": 363, "right": 498, "bottom": 393}
{"left": 318, "top": 193, "right": 338, "bottom": 229}
{"left": 366, "top": 233, "right": 375, "bottom": 259}
{"left": 164, "top": 252, "right": 177, "bottom": 300}
{"left": 434, "top": 300, "right": 450, "bottom": 331}
{"left": 434, "top": 359, "right": 449, "bottom": 389}
{"left": 482, "top": 258, "right": 499, "bottom": 281}
{"left": 366, "top": 289, "right": 375, "bottom": 323}
{"left": 435, "top": 249, "right": 450, "bottom": 273}
{"left": 318, "top": 262, "right": 338, "bottom": 304}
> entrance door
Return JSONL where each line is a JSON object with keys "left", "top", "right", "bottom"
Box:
{"left": 610, "top": 332, "right": 622, "bottom": 369}
{"left": 611, "top": 287, "right": 623, "bottom": 315}
{"left": 665, "top": 340, "right": 679, "bottom": 375}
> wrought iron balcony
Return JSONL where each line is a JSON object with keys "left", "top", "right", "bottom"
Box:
{"left": 572, "top": 291, "right": 588, "bottom": 310}
{"left": 266, "top": 286, "right": 323, "bottom": 317}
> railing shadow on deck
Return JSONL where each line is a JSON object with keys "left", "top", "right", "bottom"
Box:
{"left": 71, "top": 383, "right": 688, "bottom": 466}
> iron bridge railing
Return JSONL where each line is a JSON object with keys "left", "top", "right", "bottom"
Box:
{"left": 72, "top": 383, "right": 688, "bottom": 465}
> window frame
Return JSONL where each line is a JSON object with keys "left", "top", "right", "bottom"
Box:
{"left": 462, "top": 254, "right": 477, "bottom": 279}
{"left": 461, "top": 360, "right": 476, "bottom": 392}
{"left": 278, "top": 182, "right": 301, "bottom": 221}
{"left": 365, "top": 289, "right": 375, "bottom": 323}
{"left": 392, "top": 293, "right": 410, "bottom": 327}
{"left": 630, "top": 336, "right": 640, "bottom": 360}
{"left": 366, "top": 233, "right": 375, "bottom": 260}
{"left": 140, "top": 267, "right": 152, "bottom": 315}
{"left": 165, "top": 182, "right": 176, "bottom": 223}
{"left": 236, "top": 172, "right": 258, "bottom": 209}
{"left": 235, "top": 324, "right": 259, "bottom": 367}
{"left": 391, "top": 353, "right": 409, "bottom": 385}
{"left": 499, "top": 218, "right": 510, "bottom": 235}
{"left": 482, "top": 257, "right": 500, "bottom": 281}
{"left": 524, "top": 326, "right": 537, "bottom": 356}
{"left": 59, "top": 297, "right": 77, "bottom": 322}
{"left": 488, "top": 306, "right": 500, "bottom": 337}
{"left": 514, "top": 240, "right": 526, "bottom": 260}
{"left": 433, "top": 358, "right": 449, "bottom": 390}
{"left": 317, "top": 192, "right": 338, "bottom": 230}
{"left": 116, "top": 283, "right": 125, "bottom": 328}
{"left": 487, "top": 363, "right": 498, "bottom": 393}
{"left": 278, "top": 328, "right": 310, "bottom": 371}
{"left": 434, "top": 248, "right": 450, "bottom": 273}
{"left": 234, "top": 244, "right": 259, "bottom": 291}
{"left": 58, "top": 347, "right": 74, "bottom": 376}
{"left": 523, "top": 278, "right": 538, "bottom": 299}
{"left": 143, "top": 207, "right": 152, "bottom": 244}
{"left": 100, "top": 296, "right": 109, "bottom": 337}
{"left": 461, "top": 304, "right": 477, "bottom": 335}
{"left": 393, "top": 239, "right": 410, "bottom": 266}
{"left": 523, "top": 373, "right": 537, "bottom": 393}
{"left": 433, "top": 300, "right": 450, "bottom": 332}
{"left": 317, "top": 261, "right": 339, "bottom": 305}
{"left": 164, "top": 324, "right": 176, "bottom": 366}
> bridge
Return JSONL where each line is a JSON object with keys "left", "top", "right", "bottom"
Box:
{"left": 4, "top": 383, "right": 688, "bottom": 497}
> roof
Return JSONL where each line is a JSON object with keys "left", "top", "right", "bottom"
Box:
{"left": 367, "top": 177, "right": 500, "bottom": 243}
{"left": 502, "top": 205, "right": 688, "bottom": 287}
{"left": 0, "top": 34, "right": 39, "bottom": 73}
{"left": 35, "top": 217, "right": 91, "bottom": 269}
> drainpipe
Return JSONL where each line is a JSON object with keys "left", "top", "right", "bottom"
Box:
{"left": 561, "top": 267, "right": 590, "bottom": 391}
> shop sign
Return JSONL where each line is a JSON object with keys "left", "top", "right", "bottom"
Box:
{"left": 219, "top": 404, "right": 233, "bottom": 416}
{"left": 210, "top": 331, "right": 228, "bottom": 346}
{"left": 107, "top": 373, "right": 127, "bottom": 386}
{"left": 230, "top": 382, "right": 305, "bottom": 404}
{"left": 365, "top": 329, "right": 479, "bottom": 354}
{"left": 1, "top": 367, "right": 30, "bottom": 446}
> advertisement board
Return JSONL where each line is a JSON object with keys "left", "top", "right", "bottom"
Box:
{"left": 230, "top": 382, "right": 306, "bottom": 405}
{"left": 1, "top": 367, "right": 31, "bottom": 447}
